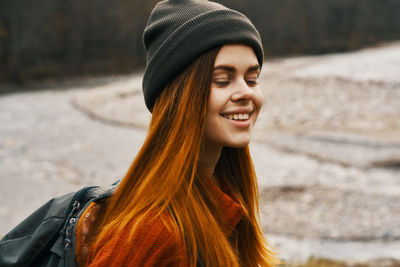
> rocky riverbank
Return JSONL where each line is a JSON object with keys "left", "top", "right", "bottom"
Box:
{"left": 1, "top": 42, "right": 399, "bottom": 264}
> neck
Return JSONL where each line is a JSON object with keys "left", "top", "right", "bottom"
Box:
{"left": 199, "top": 140, "right": 222, "bottom": 173}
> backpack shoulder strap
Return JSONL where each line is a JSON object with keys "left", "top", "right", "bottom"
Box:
{"left": 0, "top": 183, "right": 117, "bottom": 267}
{"left": 52, "top": 184, "right": 117, "bottom": 267}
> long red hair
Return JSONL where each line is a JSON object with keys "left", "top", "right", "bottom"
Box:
{"left": 90, "top": 47, "right": 277, "bottom": 266}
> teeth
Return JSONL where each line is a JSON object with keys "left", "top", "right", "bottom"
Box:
{"left": 223, "top": 113, "right": 250, "bottom": 121}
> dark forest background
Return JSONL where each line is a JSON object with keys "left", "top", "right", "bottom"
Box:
{"left": 1, "top": 0, "right": 399, "bottom": 82}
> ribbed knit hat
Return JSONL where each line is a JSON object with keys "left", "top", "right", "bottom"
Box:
{"left": 142, "top": 0, "right": 263, "bottom": 111}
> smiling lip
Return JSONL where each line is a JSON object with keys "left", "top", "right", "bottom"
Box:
{"left": 220, "top": 107, "right": 254, "bottom": 129}
{"left": 221, "top": 107, "right": 254, "bottom": 116}
{"left": 226, "top": 118, "right": 251, "bottom": 128}
{"left": 221, "top": 114, "right": 252, "bottom": 128}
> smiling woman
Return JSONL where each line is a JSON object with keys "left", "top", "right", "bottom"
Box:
{"left": 73, "top": 0, "right": 278, "bottom": 266}
{"left": 205, "top": 44, "right": 263, "bottom": 152}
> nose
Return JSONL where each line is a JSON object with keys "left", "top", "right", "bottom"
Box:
{"left": 231, "top": 80, "right": 254, "bottom": 102}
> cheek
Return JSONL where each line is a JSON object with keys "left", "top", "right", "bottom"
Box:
{"left": 205, "top": 93, "right": 219, "bottom": 127}
{"left": 253, "top": 89, "right": 263, "bottom": 116}
{"left": 207, "top": 89, "right": 226, "bottom": 115}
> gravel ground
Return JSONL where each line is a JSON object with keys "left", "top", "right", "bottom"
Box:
{"left": 0, "top": 85, "right": 146, "bottom": 234}
{"left": 1, "top": 42, "right": 400, "bottom": 263}
{"left": 261, "top": 185, "right": 400, "bottom": 241}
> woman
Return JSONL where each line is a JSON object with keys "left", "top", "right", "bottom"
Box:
{"left": 75, "top": 0, "right": 277, "bottom": 266}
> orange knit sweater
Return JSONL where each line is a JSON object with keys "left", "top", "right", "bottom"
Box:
{"left": 75, "top": 183, "right": 247, "bottom": 266}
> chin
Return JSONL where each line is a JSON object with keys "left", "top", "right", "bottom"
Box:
{"left": 227, "top": 144, "right": 249, "bottom": 149}
{"left": 223, "top": 133, "right": 252, "bottom": 148}
{"left": 224, "top": 139, "right": 251, "bottom": 148}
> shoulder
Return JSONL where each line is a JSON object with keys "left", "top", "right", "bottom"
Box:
{"left": 86, "top": 209, "right": 187, "bottom": 267}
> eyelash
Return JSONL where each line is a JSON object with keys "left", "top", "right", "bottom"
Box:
{"left": 212, "top": 80, "right": 258, "bottom": 87}
{"left": 246, "top": 80, "right": 258, "bottom": 86}
{"left": 213, "top": 81, "right": 230, "bottom": 86}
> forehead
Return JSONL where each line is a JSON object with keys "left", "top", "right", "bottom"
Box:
{"left": 214, "top": 44, "right": 258, "bottom": 67}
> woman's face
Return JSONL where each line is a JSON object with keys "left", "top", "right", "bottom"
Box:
{"left": 204, "top": 44, "right": 263, "bottom": 149}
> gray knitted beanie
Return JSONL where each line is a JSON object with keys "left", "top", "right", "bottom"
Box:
{"left": 142, "top": 0, "right": 264, "bottom": 111}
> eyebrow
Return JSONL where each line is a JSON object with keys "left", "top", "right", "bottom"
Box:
{"left": 213, "top": 64, "right": 260, "bottom": 73}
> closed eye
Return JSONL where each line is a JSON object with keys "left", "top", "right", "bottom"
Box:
{"left": 246, "top": 80, "right": 258, "bottom": 86}
{"left": 212, "top": 80, "right": 230, "bottom": 87}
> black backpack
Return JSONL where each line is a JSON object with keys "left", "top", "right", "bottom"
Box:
{"left": 0, "top": 183, "right": 117, "bottom": 267}
{"left": 0, "top": 182, "right": 206, "bottom": 267}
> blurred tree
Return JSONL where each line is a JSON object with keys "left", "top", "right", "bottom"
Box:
{"left": 0, "top": 0, "right": 399, "bottom": 82}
